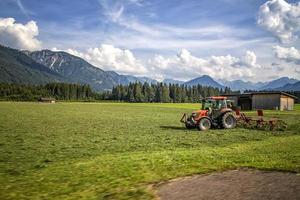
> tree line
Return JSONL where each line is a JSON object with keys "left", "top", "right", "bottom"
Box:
{"left": 1, "top": 82, "right": 299, "bottom": 103}
{"left": 288, "top": 91, "right": 300, "bottom": 103}
{"left": 107, "top": 82, "right": 232, "bottom": 103}
{"left": 0, "top": 83, "right": 94, "bottom": 101}
{"left": 0, "top": 82, "right": 232, "bottom": 102}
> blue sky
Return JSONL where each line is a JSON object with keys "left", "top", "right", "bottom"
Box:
{"left": 0, "top": 0, "right": 300, "bottom": 81}
{"left": 0, "top": 0, "right": 270, "bottom": 52}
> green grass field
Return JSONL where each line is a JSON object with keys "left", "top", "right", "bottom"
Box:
{"left": 0, "top": 102, "right": 299, "bottom": 199}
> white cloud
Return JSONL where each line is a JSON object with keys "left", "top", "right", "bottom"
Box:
{"left": 108, "top": 5, "right": 124, "bottom": 22}
{"left": 0, "top": 17, "right": 41, "bottom": 50}
{"left": 273, "top": 45, "right": 300, "bottom": 64}
{"left": 56, "top": 44, "right": 262, "bottom": 81}
{"left": 106, "top": 33, "right": 269, "bottom": 53}
{"left": 257, "top": 0, "right": 300, "bottom": 43}
{"left": 108, "top": 9, "right": 163, "bottom": 37}
{"left": 147, "top": 49, "right": 258, "bottom": 81}
{"left": 15, "top": 0, "right": 33, "bottom": 17}
{"left": 16, "top": 0, "right": 27, "bottom": 16}
{"left": 243, "top": 51, "right": 261, "bottom": 68}
{"left": 65, "top": 44, "right": 147, "bottom": 75}
{"left": 210, "top": 55, "right": 239, "bottom": 67}
{"left": 128, "top": 0, "right": 144, "bottom": 6}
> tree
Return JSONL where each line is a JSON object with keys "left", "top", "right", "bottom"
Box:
{"left": 142, "top": 82, "right": 154, "bottom": 102}
{"left": 134, "top": 82, "right": 144, "bottom": 102}
{"left": 127, "top": 83, "right": 135, "bottom": 102}
{"left": 155, "top": 83, "right": 163, "bottom": 102}
{"left": 112, "top": 85, "right": 121, "bottom": 101}
{"left": 162, "top": 84, "right": 170, "bottom": 102}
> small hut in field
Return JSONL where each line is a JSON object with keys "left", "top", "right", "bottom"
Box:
{"left": 39, "top": 97, "right": 56, "bottom": 103}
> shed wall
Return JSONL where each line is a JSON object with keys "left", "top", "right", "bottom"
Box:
{"left": 226, "top": 96, "right": 238, "bottom": 106}
{"left": 280, "top": 95, "right": 294, "bottom": 110}
{"left": 252, "top": 94, "right": 280, "bottom": 110}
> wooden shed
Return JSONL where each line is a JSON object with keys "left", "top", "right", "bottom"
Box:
{"left": 252, "top": 92, "right": 295, "bottom": 111}
{"left": 224, "top": 92, "right": 296, "bottom": 111}
{"left": 39, "top": 97, "right": 56, "bottom": 103}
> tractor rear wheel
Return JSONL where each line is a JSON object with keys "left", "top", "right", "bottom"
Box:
{"left": 198, "top": 118, "right": 211, "bottom": 131}
{"left": 221, "top": 112, "right": 237, "bottom": 129}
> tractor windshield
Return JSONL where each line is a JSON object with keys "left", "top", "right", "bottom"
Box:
{"left": 202, "top": 100, "right": 212, "bottom": 110}
{"left": 214, "top": 99, "right": 227, "bottom": 109}
{"left": 202, "top": 99, "right": 227, "bottom": 110}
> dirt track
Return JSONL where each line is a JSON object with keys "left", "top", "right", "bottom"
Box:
{"left": 157, "top": 169, "right": 300, "bottom": 200}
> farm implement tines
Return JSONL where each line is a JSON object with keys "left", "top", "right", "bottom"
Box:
{"left": 235, "top": 109, "right": 287, "bottom": 131}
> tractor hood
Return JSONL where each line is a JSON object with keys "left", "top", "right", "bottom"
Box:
{"left": 192, "top": 110, "right": 208, "bottom": 117}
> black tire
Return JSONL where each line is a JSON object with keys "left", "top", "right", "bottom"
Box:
{"left": 185, "top": 117, "right": 195, "bottom": 129}
{"left": 222, "top": 112, "right": 237, "bottom": 129}
{"left": 198, "top": 118, "right": 211, "bottom": 131}
{"left": 185, "top": 123, "right": 194, "bottom": 129}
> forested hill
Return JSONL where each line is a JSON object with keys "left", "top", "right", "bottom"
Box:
{"left": 24, "top": 49, "right": 122, "bottom": 91}
{"left": 0, "top": 45, "right": 64, "bottom": 84}
{"left": 0, "top": 45, "right": 158, "bottom": 91}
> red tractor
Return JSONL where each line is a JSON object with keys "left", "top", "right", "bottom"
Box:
{"left": 180, "top": 96, "right": 237, "bottom": 131}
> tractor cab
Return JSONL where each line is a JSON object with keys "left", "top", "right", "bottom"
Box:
{"left": 201, "top": 96, "right": 232, "bottom": 118}
{"left": 202, "top": 96, "right": 228, "bottom": 110}
{"left": 180, "top": 96, "right": 236, "bottom": 131}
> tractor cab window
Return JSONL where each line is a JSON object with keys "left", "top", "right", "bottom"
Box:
{"left": 202, "top": 99, "right": 227, "bottom": 110}
{"left": 212, "top": 99, "right": 227, "bottom": 109}
{"left": 202, "top": 100, "right": 212, "bottom": 110}
{"left": 211, "top": 101, "right": 217, "bottom": 109}
{"left": 220, "top": 99, "right": 227, "bottom": 108}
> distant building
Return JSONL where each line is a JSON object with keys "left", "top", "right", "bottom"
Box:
{"left": 39, "top": 97, "right": 56, "bottom": 103}
{"left": 224, "top": 92, "right": 297, "bottom": 111}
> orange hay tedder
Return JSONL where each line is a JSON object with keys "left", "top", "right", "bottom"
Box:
{"left": 180, "top": 96, "right": 287, "bottom": 131}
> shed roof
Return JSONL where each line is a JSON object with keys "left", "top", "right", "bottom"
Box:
{"left": 40, "top": 97, "right": 56, "bottom": 101}
{"left": 223, "top": 92, "right": 297, "bottom": 99}
{"left": 222, "top": 93, "right": 251, "bottom": 97}
{"left": 250, "top": 91, "right": 297, "bottom": 99}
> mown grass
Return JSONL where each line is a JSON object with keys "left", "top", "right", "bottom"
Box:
{"left": 0, "top": 102, "right": 299, "bottom": 199}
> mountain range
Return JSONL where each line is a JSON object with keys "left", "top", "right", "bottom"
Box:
{"left": 185, "top": 76, "right": 299, "bottom": 91}
{"left": 23, "top": 49, "right": 146, "bottom": 91}
{"left": 218, "top": 77, "right": 299, "bottom": 91}
{"left": 0, "top": 44, "right": 299, "bottom": 92}
{"left": 0, "top": 45, "right": 64, "bottom": 84}
{"left": 218, "top": 80, "right": 267, "bottom": 91}
{"left": 163, "top": 78, "right": 184, "bottom": 85}
{"left": 274, "top": 81, "right": 300, "bottom": 91}
{"left": 185, "top": 75, "right": 225, "bottom": 89}
{"left": 258, "top": 77, "right": 299, "bottom": 90}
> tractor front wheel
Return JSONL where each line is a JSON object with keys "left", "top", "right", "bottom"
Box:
{"left": 222, "top": 112, "right": 237, "bottom": 129}
{"left": 185, "top": 123, "right": 194, "bottom": 129}
{"left": 198, "top": 118, "right": 211, "bottom": 131}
